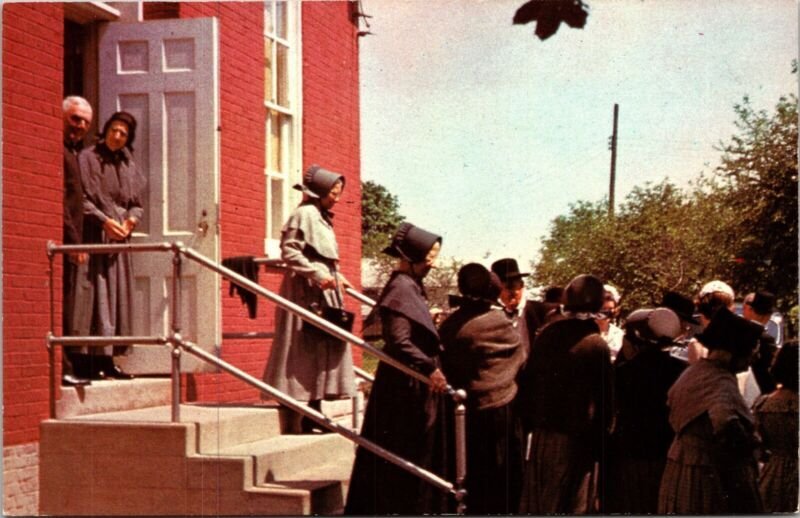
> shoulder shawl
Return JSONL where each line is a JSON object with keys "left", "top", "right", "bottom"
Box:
{"left": 378, "top": 271, "right": 438, "bottom": 339}
{"left": 667, "top": 358, "right": 753, "bottom": 435}
{"left": 283, "top": 202, "right": 339, "bottom": 261}
{"left": 80, "top": 144, "right": 146, "bottom": 219}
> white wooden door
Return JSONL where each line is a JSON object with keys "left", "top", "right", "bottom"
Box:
{"left": 99, "top": 18, "right": 220, "bottom": 373}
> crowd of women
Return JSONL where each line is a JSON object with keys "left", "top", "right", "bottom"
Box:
{"left": 259, "top": 164, "right": 798, "bottom": 515}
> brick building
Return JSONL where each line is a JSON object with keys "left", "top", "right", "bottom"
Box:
{"left": 2, "top": 2, "right": 363, "bottom": 514}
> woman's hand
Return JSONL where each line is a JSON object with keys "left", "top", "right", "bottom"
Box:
{"left": 103, "top": 218, "right": 128, "bottom": 241}
{"left": 429, "top": 368, "right": 448, "bottom": 393}
{"left": 318, "top": 276, "right": 337, "bottom": 290}
{"left": 68, "top": 252, "right": 89, "bottom": 265}
{"left": 122, "top": 217, "right": 137, "bottom": 236}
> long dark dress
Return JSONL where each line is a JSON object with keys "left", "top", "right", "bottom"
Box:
{"left": 517, "top": 317, "right": 612, "bottom": 514}
{"left": 657, "top": 358, "right": 763, "bottom": 514}
{"left": 73, "top": 143, "right": 145, "bottom": 356}
{"left": 63, "top": 140, "right": 87, "bottom": 371}
{"left": 263, "top": 201, "right": 355, "bottom": 401}
{"left": 345, "top": 271, "right": 451, "bottom": 515}
{"left": 753, "top": 388, "right": 799, "bottom": 512}
{"left": 440, "top": 300, "right": 525, "bottom": 514}
{"left": 605, "top": 345, "right": 687, "bottom": 513}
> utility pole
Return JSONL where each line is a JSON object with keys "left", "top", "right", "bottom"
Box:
{"left": 608, "top": 103, "right": 619, "bottom": 216}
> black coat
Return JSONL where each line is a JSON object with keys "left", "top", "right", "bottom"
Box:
{"left": 345, "top": 272, "right": 452, "bottom": 515}
{"left": 440, "top": 301, "right": 523, "bottom": 411}
{"left": 62, "top": 142, "right": 85, "bottom": 337}
{"left": 63, "top": 142, "right": 84, "bottom": 246}
{"left": 517, "top": 318, "right": 613, "bottom": 457}
{"left": 440, "top": 301, "right": 524, "bottom": 514}
{"left": 751, "top": 330, "right": 778, "bottom": 394}
{"left": 612, "top": 347, "right": 687, "bottom": 459}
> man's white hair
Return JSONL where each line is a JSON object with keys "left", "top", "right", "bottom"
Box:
{"left": 62, "top": 95, "right": 92, "bottom": 113}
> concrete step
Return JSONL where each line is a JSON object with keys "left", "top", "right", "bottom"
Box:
{"left": 219, "top": 433, "right": 354, "bottom": 484}
{"left": 68, "top": 404, "right": 284, "bottom": 452}
{"left": 259, "top": 480, "right": 345, "bottom": 515}
{"left": 56, "top": 377, "right": 171, "bottom": 418}
{"left": 41, "top": 403, "right": 358, "bottom": 515}
{"left": 278, "top": 460, "right": 354, "bottom": 509}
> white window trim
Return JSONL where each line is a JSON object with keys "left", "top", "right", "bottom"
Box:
{"left": 264, "top": 0, "right": 303, "bottom": 258}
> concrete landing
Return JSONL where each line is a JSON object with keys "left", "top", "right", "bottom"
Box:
{"left": 57, "top": 377, "right": 171, "bottom": 418}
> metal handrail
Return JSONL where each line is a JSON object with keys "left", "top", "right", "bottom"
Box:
{"left": 46, "top": 241, "right": 467, "bottom": 512}
{"left": 184, "top": 247, "right": 458, "bottom": 396}
{"left": 345, "top": 286, "right": 377, "bottom": 307}
{"left": 177, "top": 337, "right": 456, "bottom": 495}
{"left": 256, "top": 258, "right": 377, "bottom": 307}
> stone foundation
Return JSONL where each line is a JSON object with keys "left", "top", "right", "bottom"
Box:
{"left": 3, "top": 442, "right": 39, "bottom": 516}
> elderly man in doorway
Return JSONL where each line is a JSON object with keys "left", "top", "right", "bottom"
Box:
{"left": 62, "top": 95, "right": 93, "bottom": 386}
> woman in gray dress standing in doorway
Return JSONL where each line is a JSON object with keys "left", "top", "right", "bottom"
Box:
{"left": 263, "top": 165, "right": 355, "bottom": 433}
{"left": 74, "top": 111, "right": 145, "bottom": 379}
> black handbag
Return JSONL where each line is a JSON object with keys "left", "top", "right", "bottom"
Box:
{"left": 303, "top": 269, "right": 355, "bottom": 338}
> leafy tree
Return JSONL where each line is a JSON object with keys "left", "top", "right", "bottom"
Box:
{"left": 532, "top": 198, "right": 610, "bottom": 289}
{"left": 715, "top": 93, "right": 799, "bottom": 311}
{"left": 532, "top": 85, "right": 798, "bottom": 316}
{"left": 532, "top": 181, "right": 737, "bottom": 312}
{"left": 425, "top": 257, "right": 464, "bottom": 312}
{"left": 362, "top": 180, "right": 404, "bottom": 258}
{"left": 361, "top": 180, "right": 405, "bottom": 289}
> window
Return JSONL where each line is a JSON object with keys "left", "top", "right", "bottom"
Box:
{"left": 264, "top": 0, "right": 302, "bottom": 257}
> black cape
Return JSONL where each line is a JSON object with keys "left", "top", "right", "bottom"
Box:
{"left": 345, "top": 271, "right": 452, "bottom": 515}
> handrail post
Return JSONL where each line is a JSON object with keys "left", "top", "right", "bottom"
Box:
{"left": 352, "top": 379, "right": 364, "bottom": 431}
{"left": 47, "top": 241, "right": 56, "bottom": 419}
{"left": 453, "top": 388, "right": 468, "bottom": 514}
{"left": 171, "top": 341, "right": 182, "bottom": 423}
{"left": 170, "top": 245, "right": 183, "bottom": 422}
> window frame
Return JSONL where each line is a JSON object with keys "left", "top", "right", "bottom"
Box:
{"left": 264, "top": 0, "right": 303, "bottom": 257}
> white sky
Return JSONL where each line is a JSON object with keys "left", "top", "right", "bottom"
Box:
{"left": 359, "top": 0, "right": 798, "bottom": 269}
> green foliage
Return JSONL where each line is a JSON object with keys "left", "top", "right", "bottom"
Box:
{"left": 361, "top": 180, "right": 405, "bottom": 288}
{"left": 715, "top": 94, "right": 799, "bottom": 311}
{"left": 361, "top": 180, "right": 404, "bottom": 258}
{"left": 425, "top": 257, "right": 464, "bottom": 311}
{"left": 533, "top": 88, "right": 798, "bottom": 315}
{"left": 532, "top": 181, "right": 738, "bottom": 311}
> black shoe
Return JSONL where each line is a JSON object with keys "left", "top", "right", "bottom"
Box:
{"left": 104, "top": 365, "right": 134, "bottom": 380}
{"left": 301, "top": 416, "right": 333, "bottom": 434}
{"left": 62, "top": 374, "right": 91, "bottom": 387}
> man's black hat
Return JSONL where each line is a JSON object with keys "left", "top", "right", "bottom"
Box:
{"left": 490, "top": 258, "right": 529, "bottom": 285}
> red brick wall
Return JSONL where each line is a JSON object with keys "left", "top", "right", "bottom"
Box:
{"left": 2, "top": 2, "right": 64, "bottom": 446}
{"left": 177, "top": 2, "right": 271, "bottom": 402}
{"left": 177, "top": 2, "right": 362, "bottom": 402}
